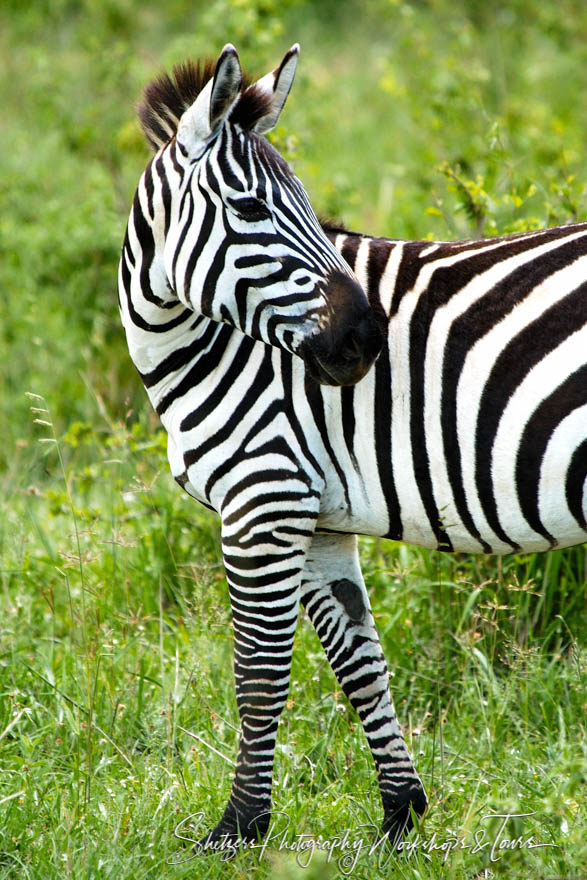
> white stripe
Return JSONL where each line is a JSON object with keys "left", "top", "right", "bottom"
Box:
{"left": 420, "top": 242, "right": 441, "bottom": 258}
{"left": 335, "top": 233, "right": 348, "bottom": 253}
{"left": 378, "top": 243, "right": 404, "bottom": 316}
{"left": 353, "top": 237, "right": 371, "bottom": 286}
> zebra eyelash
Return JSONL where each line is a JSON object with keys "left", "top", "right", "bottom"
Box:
{"left": 228, "top": 196, "right": 271, "bottom": 222}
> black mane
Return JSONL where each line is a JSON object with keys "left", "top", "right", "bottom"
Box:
{"left": 138, "top": 58, "right": 270, "bottom": 151}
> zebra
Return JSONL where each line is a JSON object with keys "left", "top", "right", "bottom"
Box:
{"left": 118, "top": 43, "right": 587, "bottom": 852}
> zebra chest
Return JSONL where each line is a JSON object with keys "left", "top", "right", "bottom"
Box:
{"left": 165, "top": 429, "right": 213, "bottom": 508}
{"left": 160, "top": 396, "right": 263, "bottom": 512}
{"left": 162, "top": 407, "right": 259, "bottom": 513}
{"left": 157, "top": 347, "right": 320, "bottom": 515}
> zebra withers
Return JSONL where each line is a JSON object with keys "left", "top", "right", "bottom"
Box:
{"left": 119, "top": 43, "right": 587, "bottom": 852}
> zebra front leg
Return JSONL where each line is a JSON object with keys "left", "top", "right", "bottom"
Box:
{"left": 301, "top": 532, "right": 428, "bottom": 846}
{"left": 199, "top": 502, "right": 317, "bottom": 850}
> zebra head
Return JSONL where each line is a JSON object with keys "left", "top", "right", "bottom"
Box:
{"left": 139, "top": 44, "right": 383, "bottom": 386}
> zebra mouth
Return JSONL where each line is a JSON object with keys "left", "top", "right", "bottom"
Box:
{"left": 303, "top": 349, "right": 375, "bottom": 386}
{"left": 300, "top": 269, "right": 384, "bottom": 385}
{"left": 301, "top": 312, "right": 383, "bottom": 386}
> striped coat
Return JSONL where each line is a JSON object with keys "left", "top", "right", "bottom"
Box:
{"left": 321, "top": 223, "right": 587, "bottom": 554}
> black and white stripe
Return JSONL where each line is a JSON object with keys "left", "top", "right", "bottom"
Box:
{"left": 324, "top": 225, "right": 587, "bottom": 555}
{"left": 119, "top": 44, "right": 587, "bottom": 849}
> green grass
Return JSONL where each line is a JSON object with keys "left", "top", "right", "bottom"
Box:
{"left": 1, "top": 411, "right": 584, "bottom": 878}
{"left": 1, "top": 1, "right": 586, "bottom": 877}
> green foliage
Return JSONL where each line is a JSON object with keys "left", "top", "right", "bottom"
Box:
{"left": 0, "top": 1, "right": 585, "bottom": 877}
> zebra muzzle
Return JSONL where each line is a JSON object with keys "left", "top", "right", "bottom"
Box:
{"left": 302, "top": 273, "right": 384, "bottom": 385}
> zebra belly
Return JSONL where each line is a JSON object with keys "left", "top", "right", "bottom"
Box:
{"left": 316, "top": 482, "right": 586, "bottom": 554}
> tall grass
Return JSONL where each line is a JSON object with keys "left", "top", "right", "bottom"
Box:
{"left": 1, "top": 1, "right": 585, "bottom": 877}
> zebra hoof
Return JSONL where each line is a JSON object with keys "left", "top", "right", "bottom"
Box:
{"left": 381, "top": 786, "right": 428, "bottom": 849}
{"left": 196, "top": 802, "right": 271, "bottom": 857}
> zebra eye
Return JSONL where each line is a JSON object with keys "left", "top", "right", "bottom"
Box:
{"left": 228, "top": 196, "right": 271, "bottom": 222}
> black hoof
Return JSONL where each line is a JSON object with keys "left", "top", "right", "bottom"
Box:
{"left": 382, "top": 786, "right": 428, "bottom": 849}
{"left": 197, "top": 802, "right": 271, "bottom": 858}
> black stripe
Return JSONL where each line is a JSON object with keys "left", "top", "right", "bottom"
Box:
{"left": 430, "top": 229, "right": 587, "bottom": 314}
{"left": 408, "top": 235, "right": 587, "bottom": 552}
{"left": 374, "top": 341, "right": 402, "bottom": 541}
{"left": 234, "top": 254, "right": 276, "bottom": 269}
{"left": 408, "top": 297, "right": 453, "bottom": 551}
{"left": 367, "top": 239, "right": 395, "bottom": 296}
{"left": 566, "top": 440, "right": 587, "bottom": 531}
{"left": 224, "top": 548, "right": 302, "bottom": 571}
{"left": 180, "top": 333, "right": 259, "bottom": 430}
{"left": 182, "top": 182, "right": 218, "bottom": 308}
{"left": 217, "top": 128, "right": 249, "bottom": 193}
{"left": 225, "top": 558, "right": 301, "bottom": 592}
{"left": 185, "top": 361, "right": 286, "bottom": 496}
{"left": 266, "top": 169, "right": 334, "bottom": 269}
{"left": 169, "top": 140, "right": 185, "bottom": 180}
{"left": 220, "top": 449, "right": 312, "bottom": 511}
{"left": 119, "top": 224, "right": 191, "bottom": 334}
{"left": 118, "top": 232, "right": 132, "bottom": 309}
{"left": 131, "top": 189, "right": 175, "bottom": 309}
{"left": 223, "top": 491, "right": 320, "bottom": 530}
{"left": 156, "top": 322, "right": 232, "bottom": 415}
{"left": 340, "top": 236, "right": 360, "bottom": 270}
{"left": 389, "top": 242, "right": 429, "bottom": 316}
{"left": 171, "top": 181, "right": 196, "bottom": 290}
{"left": 279, "top": 351, "right": 324, "bottom": 483}
{"left": 155, "top": 152, "right": 173, "bottom": 235}
{"left": 223, "top": 507, "right": 317, "bottom": 548}
{"left": 516, "top": 364, "right": 587, "bottom": 543}
{"left": 341, "top": 386, "right": 357, "bottom": 467}
{"left": 390, "top": 228, "right": 587, "bottom": 318}
{"left": 244, "top": 263, "right": 307, "bottom": 337}
{"left": 304, "top": 377, "right": 351, "bottom": 512}
{"left": 144, "top": 161, "right": 155, "bottom": 219}
{"left": 139, "top": 315, "right": 207, "bottom": 387}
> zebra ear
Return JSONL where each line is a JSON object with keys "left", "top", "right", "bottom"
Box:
{"left": 209, "top": 44, "right": 243, "bottom": 131}
{"left": 176, "top": 44, "right": 242, "bottom": 156}
{"left": 252, "top": 44, "right": 300, "bottom": 135}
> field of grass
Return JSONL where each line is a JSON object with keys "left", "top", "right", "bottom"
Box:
{"left": 1, "top": 1, "right": 586, "bottom": 878}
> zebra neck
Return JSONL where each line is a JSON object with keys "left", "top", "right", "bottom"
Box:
{"left": 137, "top": 316, "right": 242, "bottom": 419}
